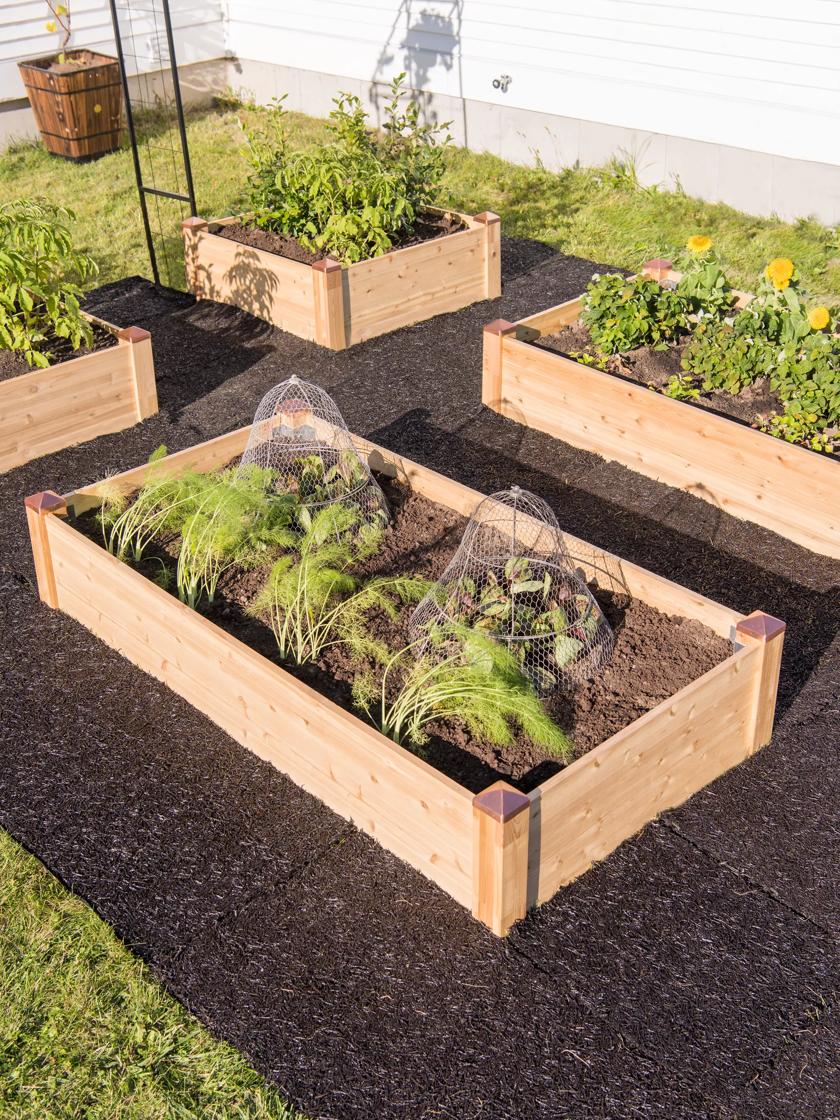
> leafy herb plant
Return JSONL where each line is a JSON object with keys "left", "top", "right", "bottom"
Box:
{"left": 353, "top": 624, "right": 571, "bottom": 758}
{"left": 0, "top": 199, "right": 98, "bottom": 368}
{"left": 243, "top": 73, "right": 451, "bottom": 264}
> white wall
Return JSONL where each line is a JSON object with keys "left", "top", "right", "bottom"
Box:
{"left": 0, "top": 0, "right": 225, "bottom": 103}
{"left": 225, "top": 0, "right": 840, "bottom": 169}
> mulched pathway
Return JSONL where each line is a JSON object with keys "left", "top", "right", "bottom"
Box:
{"left": 0, "top": 241, "right": 837, "bottom": 1120}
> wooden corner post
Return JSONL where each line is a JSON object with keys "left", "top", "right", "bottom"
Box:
{"left": 118, "top": 326, "right": 157, "bottom": 421}
{"left": 312, "top": 258, "right": 347, "bottom": 350}
{"left": 181, "top": 216, "right": 209, "bottom": 297}
{"left": 475, "top": 212, "right": 502, "bottom": 299}
{"left": 24, "top": 491, "right": 67, "bottom": 608}
{"left": 482, "top": 319, "right": 516, "bottom": 408}
{"left": 735, "top": 611, "right": 786, "bottom": 751}
{"left": 473, "top": 781, "right": 531, "bottom": 935}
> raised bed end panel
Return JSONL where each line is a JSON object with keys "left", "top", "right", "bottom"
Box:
{"left": 34, "top": 432, "right": 776, "bottom": 936}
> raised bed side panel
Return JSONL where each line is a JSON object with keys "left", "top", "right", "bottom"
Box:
{"left": 345, "top": 214, "right": 499, "bottom": 346}
{"left": 0, "top": 326, "right": 156, "bottom": 474}
{"left": 483, "top": 319, "right": 839, "bottom": 559}
{"left": 529, "top": 629, "right": 780, "bottom": 905}
{"left": 183, "top": 211, "right": 499, "bottom": 351}
{"left": 182, "top": 217, "right": 319, "bottom": 342}
{"left": 40, "top": 511, "right": 475, "bottom": 908}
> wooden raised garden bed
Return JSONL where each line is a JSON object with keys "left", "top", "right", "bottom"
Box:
{"left": 182, "top": 209, "right": 501, "bottom": 349}
{"left": 482, "top": 263, "right": 839, "bottom": 559}
{"left": 25, "top": 429, "right": 784, "bottom": 936}
{"left": 0, "top": 313, "right": 157, "bottom": 473}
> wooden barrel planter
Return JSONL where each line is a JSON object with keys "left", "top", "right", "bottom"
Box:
{"left": 18, "top": 50, "right": 122, "bottom": 160}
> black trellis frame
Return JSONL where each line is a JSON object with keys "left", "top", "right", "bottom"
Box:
{"left": 108, "top": 0, "right": 197, "bottom": 286}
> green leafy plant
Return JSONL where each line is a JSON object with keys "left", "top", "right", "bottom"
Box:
{"left": 662, "top": 372, "right": 701, "bottom": 401}
{"left": 681, "top": 314, "right": 776, "bottom": 395}
{"left": 243, "top": 73, "right": 451, "bottom": 264}
{"left": 441, "top": 558, "right": 606, "bottom": 693}
{"left": 0, "top": 199, "right": 98, "bottom": 368}
{"left": 253, "top": 503, "right": 425, "bottom": 665}
{"left": 173, "top": 466, "right": 298, "bottom": 608}
{"left": 99, "top": 451, "right": 298, "bottom": 608}
{"left": 580, "top": 272, "right": 692, "bottom": 353}
{"left": 672, "top": 250, "right": 734, "bottom": 320}
{"left": 353, "top": 624, "right": 571, "bottom": 758}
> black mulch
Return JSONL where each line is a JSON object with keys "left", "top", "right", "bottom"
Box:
{"left": 1, "top": 241, "right": 838, "bottom": 1120}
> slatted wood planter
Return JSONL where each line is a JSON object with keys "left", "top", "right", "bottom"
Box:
{"left": 182, "top": 209, "right": 501, "bottom": 349}
{"left": 25, "top": 430, "right": 784, "bottom": 935}
{"left": 18, "top": 51, "right": 122, "bottom": 160}
{"left": 482, "top": 262, "right": 839, "bottom": 558}
{"left": 0, "top": 313, "right": 157, "bottom": 473}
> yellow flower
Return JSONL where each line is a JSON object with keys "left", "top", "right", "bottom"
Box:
{"left": 686, "top": 234, "right": 712, "bottom": 254}
{"left": 765, "top": 257, "right": 795, "bottom": 290}
{"left": 808, "top": 306, "right": 830, "bottom": 331}
{"left": 45, "top": 19, "right": 57, "bottom": 31}
{"left": 55, "top": 4, "right": 68, "bottom": 14}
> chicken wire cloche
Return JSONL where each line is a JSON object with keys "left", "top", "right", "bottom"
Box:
{"left": 409, "top": 486, "right": 614, "bottom": 693}
{"left": 238, "top": 375, "right": 390, "bottom": 530}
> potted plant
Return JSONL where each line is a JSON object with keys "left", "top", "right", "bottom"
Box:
{"left": 18, "top": 3, "right": 122, "bottom": 160}
{"left": 183, "top": 75, "right": 501, "bottom": 348}
{"left": 0, "top": 199, "right": 157, "bottom": 472}
{"left": 483, "top": 240, "right": 839, "bottom": 558}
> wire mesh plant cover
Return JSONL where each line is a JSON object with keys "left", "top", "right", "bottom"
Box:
{"left": 409, "top": 486, "right": 614, "bottom": 693}
{"left": 239, "top": 375, "right": 389, "bottom": 532}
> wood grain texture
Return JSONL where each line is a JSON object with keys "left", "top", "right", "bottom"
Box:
{"left": 18, "top": 53, "right": 122, "bottom": 159}
{"left": 0, "top": 314, "right": 157, "bottom": 473}
{"left": 183, "top": 209, "right": 490, "bottom": 350}
{"left": 491, "top": 292, "right": 838, "bottom": 558}
{"left": 530, "top": 644, "right": 762, "bottom": 905}
{"left": 46, "top": 514, "right": 474, "bottom": 908}
{"left": 47, "top": 428, "right": 775, "bottom": 934}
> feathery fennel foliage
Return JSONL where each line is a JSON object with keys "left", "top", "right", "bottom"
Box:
{"left": 99, "top": 450, "right": 297, "bottom": 608}
{"left": 253, "top": 503, "right": 427, "bottom": 665}
{"left": 353, "top": 625, "right": 572, "bottom": 759}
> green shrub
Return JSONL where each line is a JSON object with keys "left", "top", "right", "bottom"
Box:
{"left": 243, "top": 74, "right": 451, "bottom": 264}
{"left": 580, "top": 273, "right": 692, "bottom": 353}
{"left": 0, "top": 199, "right": 98, "bottom": 368}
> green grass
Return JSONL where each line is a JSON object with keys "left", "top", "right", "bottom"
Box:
{"left": 1, "top": 101, "right": 838, "bottom": 298}
{"left": 0, "top": 830, "right": 303, "bottom": 1119}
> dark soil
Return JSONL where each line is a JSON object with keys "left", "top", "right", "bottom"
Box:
{"left": 1, "top": 261, "right": 838, "bottom": 1120}
{"left": 217, "top": 209, "right": 467, "bottom": 266}
{"left": 26, "top": 49, "right": 112, "bottom": 74}
{"left": 75, "top": 474, "right": 729, "bottom": 793}
{"left": 0, "top": 319, "right": 117, "bottom": 381}
{"left": 535, "top": 321, "right": 800, "bottom": 439}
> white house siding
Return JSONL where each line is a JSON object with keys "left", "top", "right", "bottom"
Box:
{"left": 0, "top": 0, "right": 225, "bottom": 105}
{"left": 2, "top": 0, "right": 840, "bottom": 220}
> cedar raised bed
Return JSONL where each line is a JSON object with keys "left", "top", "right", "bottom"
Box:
{"left": 182, "top": 209, "right": 501, "bottom": 349}
{"left": 0, "top": 313, "right": 157, "bottom": 473}
{"left": 482, "top": 263, "right": 839, "bottom": 559}
{"left": 25, "top": 429, "right": 784, "bottom": 935}
{"left": 18, "top": 50, "right": 122, "bottom": 160}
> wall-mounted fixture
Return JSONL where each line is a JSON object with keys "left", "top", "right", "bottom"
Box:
{"left": 492, "top": 74, "right": 512, "bottom": 93}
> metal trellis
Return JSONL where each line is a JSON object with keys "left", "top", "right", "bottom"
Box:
{"left": 108, "top": 0, "right": 197, "bottom": 287}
